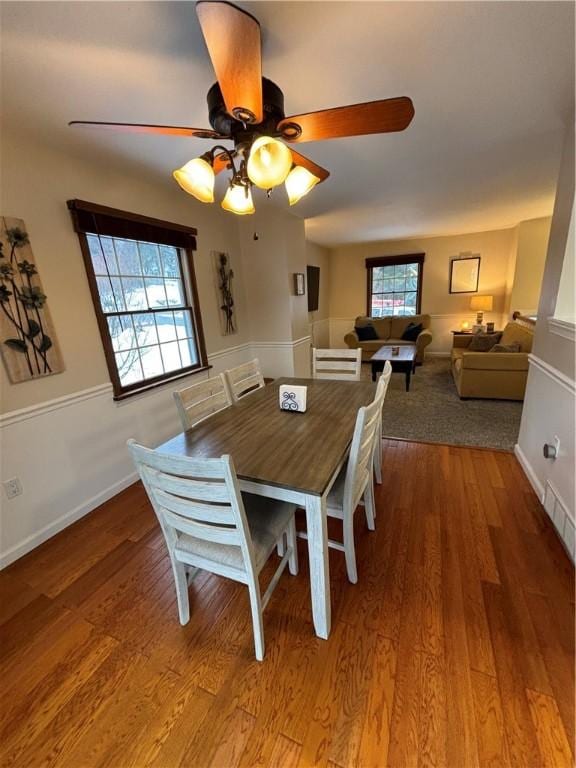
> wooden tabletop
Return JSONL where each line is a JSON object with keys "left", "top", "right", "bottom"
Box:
{"left": 156, "top": 377, "right": 376, "bottom": 497}
{"left": 370, "top": 344, "right": 416, "bottom": 362}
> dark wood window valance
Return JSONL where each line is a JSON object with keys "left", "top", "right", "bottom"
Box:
{"left": 67, "top": 200, "right": 197, "bottom": 250}
{"left": 365, "top": 253, "right": 425, "bottom": 269}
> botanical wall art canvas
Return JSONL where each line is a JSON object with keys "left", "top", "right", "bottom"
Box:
{"left": 213, "top": 251, "right": 236, "bottom": 335}
{"left": 0, "top": 217, "right": 64, "bottom": 383}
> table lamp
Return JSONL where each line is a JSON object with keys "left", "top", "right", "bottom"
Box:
{"left": 470, "top": 295, "right": 493, "bottom": 325}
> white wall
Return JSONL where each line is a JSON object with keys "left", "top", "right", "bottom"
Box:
{"left": 516, "top": 121, "right": 575, "bottom": 562}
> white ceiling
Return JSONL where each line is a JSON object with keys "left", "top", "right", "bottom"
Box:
{"left": 1, "top": 1, "right": 574, "bottom": 246}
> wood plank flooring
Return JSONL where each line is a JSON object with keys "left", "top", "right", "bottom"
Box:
{"left": 0, "top": 440, "right": 573, "bottom": 767}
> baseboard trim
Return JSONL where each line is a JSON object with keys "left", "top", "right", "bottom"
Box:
{"left": 0, "top": 471, "right": 138, "bottom": 569}
{"left": 514, "top": 443, "right": 545, "bottom": 502}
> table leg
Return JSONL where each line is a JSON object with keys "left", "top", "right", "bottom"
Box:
{"left": 371, "top": 363, "right": 377, "bottom": 382}
{"left": 305, "top": 494, "right": 331, "bottom": 639}
{"left": 405, "top": 366, "right": 412, "bottom": 392}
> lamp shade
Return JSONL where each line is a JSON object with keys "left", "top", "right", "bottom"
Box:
{"left": 221, "top": 183, "right": 255, "bottom": 215}
{"left": 173, "top": 157, "right": 215, "bottom": 203}
{"left": 247, "top": 136, "right": 293, "bottom": 189}
{"left": 285, "top": 166, "right": 320, "bottom": 205}
{"left": 470, "top": 295, "right": 493, "bottom": 312}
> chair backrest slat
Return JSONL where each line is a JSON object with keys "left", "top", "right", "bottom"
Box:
{"left": 312, "top": 348, "right": 362, "bottom": 381}
{"left": 162, "top": 509, "right": 242, "bottom": 545}
{"left": 155, "top": 490, "right": 236, "bottom": 526}
{"left": 225, "top": 359, "right": 265, "bottom": 401}
{"left": 142, "top": 467, "right": 232, "bottom": 504}
{"left": 173, "top": 374, "right": 232, "bottom": 430}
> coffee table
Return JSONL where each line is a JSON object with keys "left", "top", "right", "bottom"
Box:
{"left": 370, "top": 344, "right": 417, "bottom": 391}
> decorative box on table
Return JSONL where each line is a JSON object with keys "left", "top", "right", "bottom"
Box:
{"left": 279, "top": 384, "right": 307, "bottom": 412}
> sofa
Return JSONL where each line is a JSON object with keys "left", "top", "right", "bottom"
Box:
{"left": 344, "top": 314, "right": 433, "bottom": 363}
{"left": 451, "top": 320, "right": 534, "bottom": 400}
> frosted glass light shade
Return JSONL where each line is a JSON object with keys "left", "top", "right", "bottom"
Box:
{"left": 247, "top": 136, "right": 293, "bottom": 189}
{"left": 173, "top": 158, "right": 215, "bottom": 203}
{"left": 285, "top": 166, "right": 320, "bottom": 205}
{"left": 221, "top": 183, "right": 255, "bottom": 215}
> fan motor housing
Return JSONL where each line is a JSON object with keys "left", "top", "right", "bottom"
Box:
{"left": 207, "top": 77, "right": 286, "bottom": 143}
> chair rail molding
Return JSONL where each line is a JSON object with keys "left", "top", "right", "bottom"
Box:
{"left": 1, "top": 341, "right": 255, "bottom": 429}
{"left": 251, "top": 335, "right": 311, "bottom": 350}
{"left": 528, "top": 353, "right": 576, "bottom": 395}
{"left": 207, "top": 341, "right": 251, "bottom": 361}
{"left": 0, "top": 382, "right": 113, "bottom": 429}
{"left": 548, "top": 316, "right": 576, "bottom": 342}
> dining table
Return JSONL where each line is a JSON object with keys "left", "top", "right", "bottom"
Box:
{"left": 156, "top": 376, "right": 376, "bottom": 640}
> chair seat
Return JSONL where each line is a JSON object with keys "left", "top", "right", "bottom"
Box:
{"left": 326, "top": 466, "right": 346, "bottom": 519}
{"left": 175, "top": 493, "right": 295, "bottom": 572}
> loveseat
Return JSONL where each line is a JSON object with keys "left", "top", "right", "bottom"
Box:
{"left": 451, "top": 320, "right": 534, "bottom": 400}
{"left": 344, "top": 314, "right": 433, "bottom": 363}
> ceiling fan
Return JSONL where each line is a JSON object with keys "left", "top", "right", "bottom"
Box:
{"left": 70, "top": 0, "right": 415, "bottom": 214}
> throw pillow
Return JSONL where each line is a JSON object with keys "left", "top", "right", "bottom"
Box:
{"left": 468, "top": 332, "right": 502, "bottom": 351}
{"left": 401, "top": 322, "right": 423, "bottom": 341}
{"left": 491, "top": 342, "right": 521, "bottom": 353}
{"left": 355, "top": 324, "right": 379, "bottom": 341}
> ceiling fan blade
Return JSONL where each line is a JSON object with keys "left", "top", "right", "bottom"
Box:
{"left": 290, "top": 149, "right": 330, "bottom": 182}
{"left": 69, "top": 121, "right": 225, "bottom": 139}
{"left": 278, "top": 97, "right": 414, "bottom": 143}
{"left": 196, "top": 1, "right": 263, "bottom": 124}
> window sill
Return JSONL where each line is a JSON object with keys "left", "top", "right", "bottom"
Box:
{"left": 112, "top": 365, "right": 212, "bottom": 401}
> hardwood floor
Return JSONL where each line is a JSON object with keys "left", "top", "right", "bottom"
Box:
{"left": 1, "top": 440, "right": 574, "bottom": 767}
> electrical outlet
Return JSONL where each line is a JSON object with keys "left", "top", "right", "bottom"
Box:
{"left": 3, "top": 477, "right": 23, "bottom": 499}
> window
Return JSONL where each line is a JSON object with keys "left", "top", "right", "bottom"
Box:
{"left": 68, "top": 200, "right": 208, "bottom": 399}
{"left": 366, "top": 253, "right": 424, "bottom": 317}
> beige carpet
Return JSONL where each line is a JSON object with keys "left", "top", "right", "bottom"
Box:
{"left": 363, "top": 357, "right": 523, "bottom": 451}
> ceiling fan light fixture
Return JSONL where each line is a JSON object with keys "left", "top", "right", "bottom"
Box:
{"left": 221, "top": 181, "right": 255, "bottom": 215}
{"left": 173, "top": 156, "right": 215, "bottom": 203}
{"left": 246, "top": 136, "right": 293, "bottom": 189}
{"left": 285, "top": 165, "right": 321, "bottom": 205}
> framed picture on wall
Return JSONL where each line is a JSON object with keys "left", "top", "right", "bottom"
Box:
{"left": 449, "top": 255, "right": 480, "bottom": 293}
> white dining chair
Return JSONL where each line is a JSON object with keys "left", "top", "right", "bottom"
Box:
{"left": 372, "top": 360, "right": 392, "bottom": 484}
{"left": 224, "top": 359, "right": 265, "bottom": 402}
{"left": 127, "top": 440, "right": 298, "bottom": 661}
{"left": 312, "top": 347, "right": 362, "bottom": 381}
{"left": 173, "top": 374, "right": 232, "bottom": 430}
{"left": 300, "top": 374, "right": 387, "bottom": 584}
